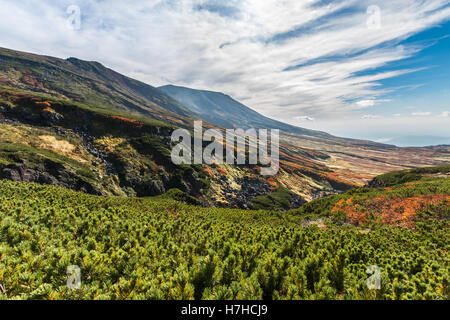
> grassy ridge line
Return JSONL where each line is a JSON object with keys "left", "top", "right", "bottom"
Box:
{"left": 0, "top": 86, "right": 174, "bottom": 129}
{"left": 369, "top": 165, "right": 450, "bottom": 187}
{"left": 0, "top": 179, "right": 448, "bottom": 300}
{"left": 0, "top": 47, "right": 195, "bottom": 122}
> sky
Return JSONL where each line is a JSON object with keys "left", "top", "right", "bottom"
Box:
{"left": 0, "top": 0, "right": 449, "bottom": 146}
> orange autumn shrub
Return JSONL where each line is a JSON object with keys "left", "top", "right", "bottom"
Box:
{"left": 332, "top": 197, "right": 368, "bottom": 225}
{"left": 36, "top": 101, "right": 52, "bottom": 107}
{"left": 333, "top": 194, "right": 450, "bottom": 229}
{"left": 368, "top": 195, "right": 449, "bottom": 228}
{"left": 331, "top": 199, "right": 345, "bottom": 213}
{"left": 267, "top": 177, "right": 279, "bottom": 191}
{"left": 204, "top": 167, "right": 213, "bottom": 177}
{"left": 42, "top": 107, "right": 56, "bottom": 113}
{"left": 217, "top": 167, "right": 227, "bottom": 175}
{"left": 109, "top": 116, "right": 144, "bottom": 128}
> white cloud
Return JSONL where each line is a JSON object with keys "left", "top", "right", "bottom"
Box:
{"left": 361, "top": 114, "right": 381, "bottom": 119}
{"left": 295, "top": 116, "right": 315, "bottom": 121}
{"left": 439, "top": 111, "right": 449, "bottom": 117}
{"left": 356, "top": 100, "right": 376, "bottom": 108}
{"left": 0, "top": 0, "right": 449, "bottom": 120}
{"left": 412, "top": 112, "right": 432, "bottom": 116}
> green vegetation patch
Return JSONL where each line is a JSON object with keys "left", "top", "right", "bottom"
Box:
{"left": 0, "top": 180, "right": 448, "bottom": 300}
{"left": 252, "top": 187, "right": 294, "bottom": 211}
{"left": 0, "top": 142, "right": 85, "bottom": 169}
{"left": 370, "top": 165, "right": 450, "bottom": 187}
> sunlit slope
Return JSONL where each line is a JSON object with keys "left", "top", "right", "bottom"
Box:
{"left": 0, "top": 87, "right": 359, "bottom": 205}
{"left": 0, "top": 47, "right": 195, "bottom": 127}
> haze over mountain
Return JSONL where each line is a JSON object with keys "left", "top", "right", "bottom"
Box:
{"left": 159, "top": 85, "right": 330, "bottom": 138}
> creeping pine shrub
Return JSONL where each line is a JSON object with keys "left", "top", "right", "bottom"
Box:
{"left": 0, "top": 179, "right": 448, "bottom": 300}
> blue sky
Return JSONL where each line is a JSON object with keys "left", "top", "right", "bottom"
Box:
{"left": 0, "top": 0, "right": 449, "bottom": 146}
{"left": 361, "top": 20, "right": 450, "bottom": 116}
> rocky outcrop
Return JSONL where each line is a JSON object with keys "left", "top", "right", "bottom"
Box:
{"left": 291, "top": 194, "right": 307, "bottom": 208}
{"left": 41, "top": 109, "right": 64, "bottom": 126}
{"left": 73, "top": 127, "right": 118, "bottom": 176}
{"left": 148, "top": 179, "right": 165, "bottom": 195}
{"left": 1, "top": 104, "right": 63, "bottom": 127}
{"left": 216, "top": 176, "right": 271, "bottom": 209}
{"left": 0, "top": 160, "right": 103, "bottom": 195}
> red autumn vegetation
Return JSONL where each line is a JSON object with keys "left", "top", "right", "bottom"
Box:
{"left": 332, "top": 194, "right": 450, "bottom": 229}
{"left": 109, "top": 115, "right": 144, "bottom": 128}
{"left": 41, "top": 107, "right": 56, "bottom": 115}
{"left": 36, "top": 101, "right": 52, "bottom": 108}
{"left": 0, "top": 76, "right": 11, "bottom": 85}
{"left": 267, "top": 177, "right": 279, "bottom": 191}
{"left": 217, "top": 167, "right": 227, "bottom": 175}
{"left": 204, "top": 167, "right": 213, "bottom": 177}
{"left": 22, "top": 75, "right": 44, "bottom": 88}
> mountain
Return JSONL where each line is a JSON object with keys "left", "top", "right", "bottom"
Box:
{"left": 0, "top": 47, "right": 448, "bottom": 205}
{"left": 0, "top": 47, "right": 196, "bottom": 128}
{"left": 159, "top": 84, "right": 331, "bottom": 137}
{"left": 158, "top": 84, "right": 394, "bottom": 150}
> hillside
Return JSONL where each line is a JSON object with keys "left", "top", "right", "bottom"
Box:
{"left": 0, "top": 166, "right": 448, "bottom": 300}
{"left": 0, "top": 86, "right": 362, "bottom": 206}
{"left": 0, "top": 47, "right": 448, "bottom": 204}
{"left": 158, "top": 84, "right": 450, "bottom": 191}
{"left": 293, "top": 165, "right": 450, "bottom": 229}
{"left": 0, "top": 47, "right": 196, "bottom": 128}
{"left": 0, "top": 87, "right": 213, "bottom": 200}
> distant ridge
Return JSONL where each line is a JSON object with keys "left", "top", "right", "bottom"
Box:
{"left": 0, "top": 47, "right": 388, "bottom": 145}
{"left": 159, "top": 84, "right": 332, "bottom": 138}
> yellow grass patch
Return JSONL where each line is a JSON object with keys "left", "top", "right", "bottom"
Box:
{"left": 94, "top": 136, "right": 126, "bottom": 153}
{"left": 38, "top": 135, "right": 87, "bottom": 164}
{"left": 39, "top": 135, "right": 75, "bottom": 153}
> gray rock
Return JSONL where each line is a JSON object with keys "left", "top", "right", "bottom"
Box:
{"left": 148, "top": 180, "right": 165, "bottom": 195}
{"left": 2, "top": 168, "right": 21, "bottom": 181}
{"left": 41, "top": 110, "right": 63, "bottom": 125}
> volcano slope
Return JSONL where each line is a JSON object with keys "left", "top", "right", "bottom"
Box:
{"left": 0, "top": 46, "right": 449, "bottom": 207}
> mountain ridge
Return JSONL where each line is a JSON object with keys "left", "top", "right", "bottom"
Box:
{"left": 0, "top": 47, "right": 448, "bottom": 205}
{"left": 0, "top": 47, "right": 406, "bottom": 147}
{"left": 159, "top": 84, "right": 333, "bottom": 138}
{"left": 0, "top": 47, "right": 196, "bottom": 127}
{"left": 0, "top": 47, "right": 344, "bottom": 140}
